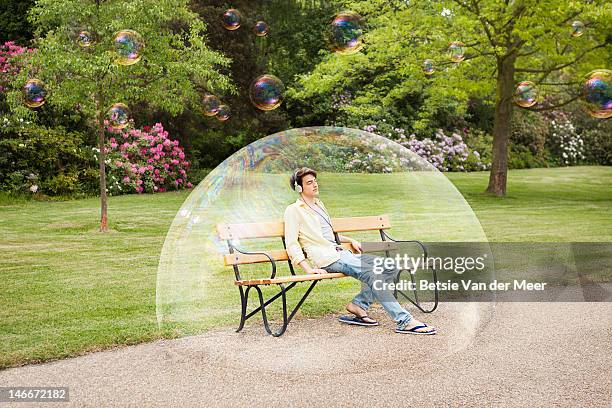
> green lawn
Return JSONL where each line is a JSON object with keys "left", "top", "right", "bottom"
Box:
{"left": 1, "top": 166, "right": 610, "bottom": 368}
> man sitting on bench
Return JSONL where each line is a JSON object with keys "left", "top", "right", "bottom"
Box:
{"left": 284, "top": 167, "right": 437, "bottom": 335}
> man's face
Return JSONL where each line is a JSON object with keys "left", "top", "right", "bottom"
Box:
{"left": 300, "top": 174, "right": 318, "bottom": 197}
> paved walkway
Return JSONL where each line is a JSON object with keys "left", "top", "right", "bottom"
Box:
{"left": 0, "top": 302, "right": 610, "bottom": 407}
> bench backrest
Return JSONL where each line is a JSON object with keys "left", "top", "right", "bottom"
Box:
{"left": 217, "top": 215, "right": 393, "bottom": 267}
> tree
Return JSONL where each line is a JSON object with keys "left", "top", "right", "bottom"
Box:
{"left": 289, "top": 0, "right": 610, "bottom": 195}
{"left": 0, "top": 0, "right": 36, "bottom": 45}
{"left": 7, "top": 0, "right": 233, "bottom": 231}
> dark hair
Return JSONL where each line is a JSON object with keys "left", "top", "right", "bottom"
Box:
{"left": 290, "top": 167, "right": 317, "bottom": 191}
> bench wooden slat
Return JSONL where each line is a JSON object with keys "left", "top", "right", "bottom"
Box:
{"left": 224, "top": 241, "right": 401, "bottom": 266}
{"left": 224, "top": 243, "right": 355, "bottom": 266}
{"left": 332, "top": 215, "right": 391, "bottom": 232}
{"left": 224, "top": 249, "right": 290, "bottom": 266}
{"left": 217, "top": 221, "right": 284, "bottom": 240}
{"left": 235, "top": 272, "right": 347, "bottom": 286}
{"left": 217, "top": 215, "right": 390, "bottom": 241}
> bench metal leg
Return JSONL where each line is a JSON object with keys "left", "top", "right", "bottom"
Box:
{"left": 393, "top": 269, "right": 439, "bottom": 313}
{"left": 236, "top": 286, "right": 248, "bottom": 332}
{"left": 235, "top": 280, "right": 320, "bottom": 337}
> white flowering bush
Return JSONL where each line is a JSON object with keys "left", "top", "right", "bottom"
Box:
{"left": 548, "top": 118, "right": 585, "bottom": 166}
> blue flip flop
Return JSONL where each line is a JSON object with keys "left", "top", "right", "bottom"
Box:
{"left": 338, "top": 315, "right": 379, "bottom": 326}
{"left": 395, "top": 324, "right": 437, "bottom": 335}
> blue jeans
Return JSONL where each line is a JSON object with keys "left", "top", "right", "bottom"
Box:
{"left": 324, "top": 250, "right": 414, "bottom": 328}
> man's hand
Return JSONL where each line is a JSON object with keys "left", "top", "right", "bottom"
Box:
{"left": 309, "top": 268, "right": 328, "bottom": 274}
{"left": 350, "top": 239, "right": 363, "bottom": 254}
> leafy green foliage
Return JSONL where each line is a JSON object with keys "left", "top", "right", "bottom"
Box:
{"left": 0, "top": 0, "right": 35, "bottom": 45}
{"left": 0, "top": 119, "right": 97, "bottom": 195}
{"left": 6, "top": 0, "right": 234, "bottom": 123}
{"left": 288, "top": 0, "right": 610, "bottom": 145}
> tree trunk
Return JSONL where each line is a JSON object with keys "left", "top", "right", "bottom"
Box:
{"left": 486, "top": 53, "right": 517, "bottom": 197}
{"left": 97, "top": 113, "right": 108, "bottom": 232}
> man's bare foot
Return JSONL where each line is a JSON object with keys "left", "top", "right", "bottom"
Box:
{"left": 346, "top": 302, "right": 377, "bottom": 324}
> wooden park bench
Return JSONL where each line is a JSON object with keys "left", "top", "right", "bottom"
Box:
{"left": 217, "top": 215, "right": 438, "bottom": 337}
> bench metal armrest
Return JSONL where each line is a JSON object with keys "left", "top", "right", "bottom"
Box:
{"left": 231, "top": 245, "right": 278, "bottom": 279}
{"left": 381, "top": 230, "right": 438, "bottom": 313}
{"left": 380, "top": 230, "right": 428, "bottom": 258}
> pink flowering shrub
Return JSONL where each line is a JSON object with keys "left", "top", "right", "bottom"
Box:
{"left": 103, "top": 122, "right": 193, "bottom": 195}
{"left": 0, "top": 41, "right": 33, "bottom": 91}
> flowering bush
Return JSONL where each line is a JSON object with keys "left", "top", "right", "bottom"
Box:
{"left": 0, "top": 118, "right": 97, "bottom": 196}
{"left": 360, "top": 125, "right": 489, "bottom": 172}
{"left": 0, "top": 41, "right": 33, "bottom": 91}
{"left": 103, "top": 122, "right": 192, "bottom": 195}
{"left": 548, "top": 117, "right": 584, "bottom": 166}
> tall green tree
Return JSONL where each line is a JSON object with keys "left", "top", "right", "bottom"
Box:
{"left": 290, "top": 0, "right": 610, "bottom": 195}
{"left": 7, "top": 0, "right": 233, "bottom": 231}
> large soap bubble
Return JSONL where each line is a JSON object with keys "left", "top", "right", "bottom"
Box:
{"left": 253, "top": 21, "right": 269, "bottom": 37}
{"left": 202, "top": 94, "right": 221, "bottom": 117}
{"left": 423, "top": 59, "right": 435, "bottom": 75}
{"left": 157, "top": 127, "right": 494, "bottom": 358}
{"left": 222, "top": 9, "right": 242, "bottom": 31}
{"left": 448, "top": 41, "right": 465, "bottom": 63}
{"left": 216, "top": 104, "right": 230, "bottom": 121}
{"left": 327, "top": 11, "right": 365, "bottom": 54}
{"left": 571, "top": 21, "right": 585, "bottom": 37}
{"left": 582, "top": 69, "right": 611, "bottom": 119}
{"left": 77, "top": 30, "right": 93, "bottom": 48}
{"left": 23, "top": 79, "right": 47, "bottom": 108}
{"left": 514, "top": 81, "right": 539, "bottom": 108}
{"left": 250, "top": 74, "right": 285, "bottom": 111}
{"left": 113, "top": 29, "right": 144, "bottom": 66}
{"left": 106, "top": 103, "right": 130, "bottom": 129}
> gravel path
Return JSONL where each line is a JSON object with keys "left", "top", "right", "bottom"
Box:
{"left": 1, "top": 302, "right": 610, "bottom": 407}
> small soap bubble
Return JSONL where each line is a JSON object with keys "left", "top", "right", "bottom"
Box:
{"left": 106, "top": 103, "right": 130, "bottom": 129}
{"left": 582, "top": 69, "right": 611, "bottom": 119}
{"left": 113, "top": 30, "right": 144, "bottom": 66}
{"left": 216, "top": 104, "right": 230, "bottom": 121}
{"left": 77, "top": 31, "right": 93, "bottom": 48}
{"left": 203, "top": 94, "right": 221, "bottom": 117}
{"left": 222, "top": 9, "right": 242, "bottom": 31}
{"left": 253, "top": 21, "right": 269, "bottom": 37}
{"left": 328, "top": 11, "right": 365, "bottom": 55}
{"left": 514, "top": 81, "right": 538, "bottom": 108}
{"left": 423, "top": 59, "right": 435, "bottom": 75}
{"left": 23, "top": 79, "right": 47, "bottom": 108}
{"left": 249, "top": 74, "right": 285, "bottom": 111}
{"left": 571, "top": 21, "right": 584, "bottom": 38}
{"left": 448, "top": 41, "right": 465, "bottom": 63}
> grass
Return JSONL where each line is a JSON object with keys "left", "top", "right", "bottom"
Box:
{"left": 1, "top": 166, "right": 610, "bottom": 368}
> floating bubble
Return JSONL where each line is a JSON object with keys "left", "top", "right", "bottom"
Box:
{"left": 202, "top": 94, "right": 221, "bottom": 117}
{"left": 423, "top": 59, "right": 435, "bottom": 75}
{"left": 328, "top": 11, "right": 365, "bottom": 55}
{"left": 253, "top": 21, "right": 269, "bottom": 37}
{"left": 113, "top": 30, "right": 144, "bottom": 66}
{"left": 582, "top": 69, "right": 611, "bottom": 119}
{"left": 571, "top": 21, "right": 584, "bottom": 37}
{"left": 514, "top": 81, "right": 539, "bottom": 108}
{"left": 157, "top": 126, "right": 494, "bottom": 362}
{"left": 249, "top": 74, "right": 285, "bottom": 111}
{"left": 448, "top": 41, "right": 465, "bottom": 63}
{"left": 23, "top": 79, "right": 47, "bottom": 108}
{"left": 222, "top": 9, "right": 242, "bottom": 31}
{"left": 106, "top": 103, "right": 130, "bottom": 129}
{"left": 77, "top": 31, "right": 93, "bottom": 48}
{"left": 216, "top": 104, "right": 230, "bottom": 121}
